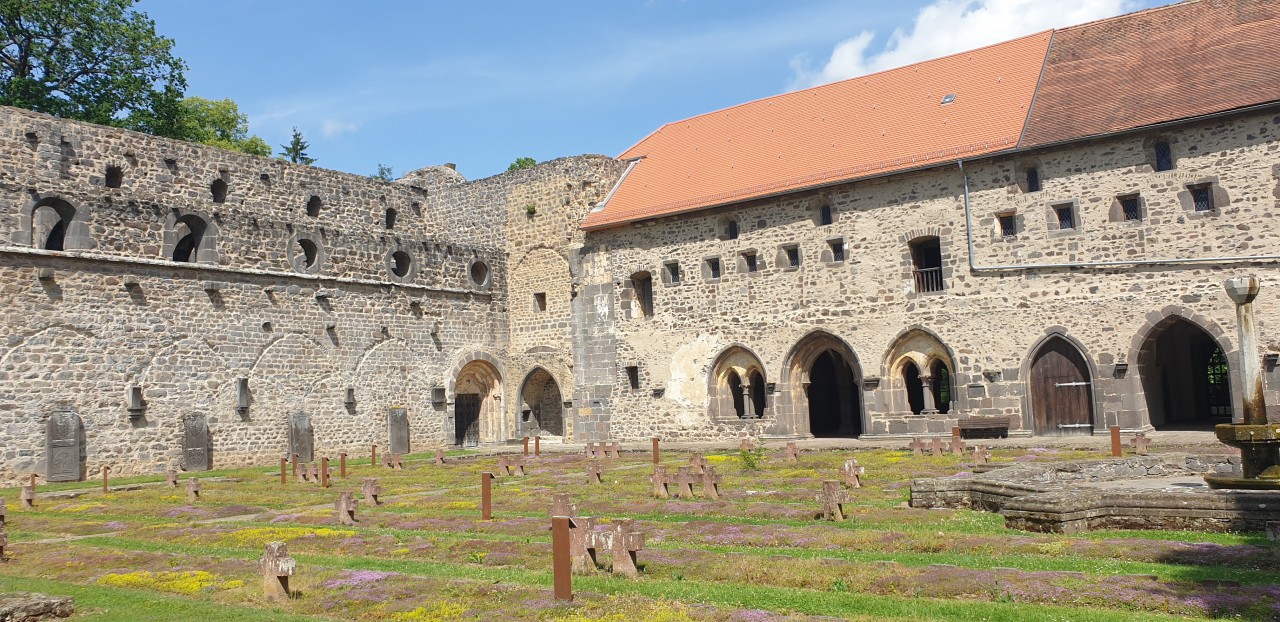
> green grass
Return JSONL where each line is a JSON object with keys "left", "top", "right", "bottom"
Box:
{"left": 0, "top": 576, "right": 327, "bottom": 621}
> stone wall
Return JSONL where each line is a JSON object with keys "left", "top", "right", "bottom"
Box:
{"left": 579, "top": 108, "right": 1280, "bottom": 441}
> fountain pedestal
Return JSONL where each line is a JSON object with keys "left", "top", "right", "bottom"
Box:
{"left": 1204, "top": 276, "right": 1280, "bottom": 490}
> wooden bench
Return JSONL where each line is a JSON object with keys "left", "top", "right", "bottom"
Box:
{"left": 957, "top": 416, "right": 1013, "bottom": 439}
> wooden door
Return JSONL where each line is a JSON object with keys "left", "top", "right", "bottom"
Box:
{"left": 45, "top": 410, "right": 82, "bottom": 482}
{"left": 1030, "top": 338, "right": 1094, "bottom": 436}
{"left": 182, "top": 413, "right": 210, "bottom": 471}
{"left": 455, "top": 394, "right": 480, "bottom": 447}
{"left": 388, "top": 407, "right": 410, "bottom": 455}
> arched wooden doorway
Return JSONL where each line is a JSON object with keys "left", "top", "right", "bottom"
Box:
{"left": 1028, "top": 336, "right": 1095, "bottom": 436}
{"left": 454, "top": 359, "right": 502, "bottom": 446}
{"left": 1139, "top": 317, "right": 1232, "bottom": 429}
{"left": 519, "top": 368, "right": 564, "bottom": 437}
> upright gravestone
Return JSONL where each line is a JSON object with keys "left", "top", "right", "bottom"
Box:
{"left": 289, "top": 412, "right": 314, "bottom": 463}
{"left": 362, "top": 478, "right": 382, "bottom": 506}
{"left": 549, "top": 492, "right": 577, "bottom": 518}
{"left": 186, "top": 478, "right": 201, "bottom": 502}
{"left": 182, "top": 413, "right": 211, "bottom": 472}
{"left": 45, "top": 408, "right": 84, "bottom": 482}
{"left": 651, "top": 466, "right": 671, "bottom": 499}
{"left": 388, "top": 407, "right": 410, "bottom": 456}
{"left": 336, "top": 491, "right": 359, "bottom": 526}
{"left": 259, "top": 542, "right": 296, "bottom": 603}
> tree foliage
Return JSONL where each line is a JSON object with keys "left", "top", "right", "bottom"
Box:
{"left": 507, "top": 157, "right": 536, "bottom": 172}
{"left": 176, "top": 96, "right": 270, "bottom": 156}
{"left": 279, "top": 127, "right": 315, "bottom": 165}
{"left": 371, "top": 163, "right": 394, "bottom": 182}
{"left": 0, "top": 0, "right": 187, "bottom": 131}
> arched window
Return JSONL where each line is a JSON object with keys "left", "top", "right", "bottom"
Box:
{"left": 909, "top": 236, "right": 944, "bottom": 293}
{"left": 210, "top": 179, "right": 227, "bottom": 203}
{"left": 172, "top": 215, "right": 208, "bottom": 262}
{"left": 748, "top": 369, "right": 766, "bottom": 418}
{"left": 1153, "top": 141, "right": 1174, "bottom": 172}
{"left": 819, "top": 204, "right": 833, "bottom": 226}
{"left": 1025, "top": 167, "right": 1041, "bottom": 192}
{"left": 726, "top": 219, "right": 739, "bottom": 240}
{"left": 385, "top": 207, "right": 397, "bottom": 230}
{"left": 30, "top": 198, "right": 76, "bottom": 251}
{"left": 306, "top": 195, "right": 322, "bottom": 217}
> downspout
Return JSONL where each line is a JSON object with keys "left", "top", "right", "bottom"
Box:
{"left": 958, "top": 160, "right": 1280, "bottom": 272}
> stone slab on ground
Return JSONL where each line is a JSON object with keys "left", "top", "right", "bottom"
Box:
{"left": 0, "top": 592, "right": 74, "bottom": 621}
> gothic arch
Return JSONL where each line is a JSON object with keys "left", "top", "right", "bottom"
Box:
{"left": 1020, "top": 329, "right": 1101, "bottom": 435}
{"left": 1130, "top": 310, "right": 1237, "bottom": 429}
{"left": 777, "top": 331, "right": 864, "bottom": 437}
{"left": 707, "top": 345, "right": 767, "bottom": 420}
{"left": 517, "top": 366, "right": 567, "bottom": 437}
{"left": 163, "top": 210, "right": 220, "bottom": 264}
{"left": 881, "top": 326, "right": 957, "bottom": 416}
{"left": 447, "top": 351, "right": 505, "bottom": 445}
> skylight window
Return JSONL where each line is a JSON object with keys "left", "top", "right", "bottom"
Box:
{"left": 940, "top": 93, "right": 956, "bottom": 105}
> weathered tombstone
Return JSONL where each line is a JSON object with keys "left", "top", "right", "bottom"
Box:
{"left": 816, "top": 479, "right": 852, "bottom": 521}
{"left": 568, "top": 516, "right": 599, "bottom": 574}
{"left": 288, "top": 412, "right": 314, "bottom": 463}
{"left": 949, "top": 435, "right": 965, "bottom": 456}
{"left": 307, "top": 463, "right": 321, "bottom": 484}
{"left": 498, "top": 455, "right": 526, "bottom": 476}
{"left": 908, "top": 437, "right": 927, "bottom": 456}
{"left": 186, "top": 478, "right": 201, "bottom": 502}
{"left": 673, "top": 466, "right": 697, "bottom": 498}
{"left": 336, "top": 491, "right": 358, "bottom": 525}
{"left": 603, "top": 442, "right": 620, "bottom": 459}
{"left": 387, "top": 407, "right": 410, "bottom": 456}
{"left": 603, "top": 519, "right": 645, "bottom": 579}
{"left": 382, "top": 454, "right": 404, "bottom": 470}
{"left": 839, "top": 459, "right": 864, "bottom": 488}
{"left": 783, "top": 442, "right": 800, "bottom": 462}
{"left": 929, "top": 437, "right": 946, "bottom": 457}
{"left": 973, "top": 445, "right": 991, "bottom": 464}
{"left": 1131, "top": 432, "right": 1151, "bottom": 456}
{"left": 651, "top": 466, "right": 671, "bottom": 499}
{"left": 182, "top": 413, "right": 211, "bottom": 471}
{"left": 45, "top": 408, "right": 84, "bottom": 482}
{"left": 688, "top": 455, "right": 708, "bottom": 475}
{"left": 259, "top": 541, "right": 296, "bottom": 602}
{"left": 584, "top": 442, "right": 598, "bottom": 459}
{"left": 700, "top": 466, "right": 723, "bottom": 500}
{"left": 166, "top": 469, "right": 179, "bottom": 488}
{"left": 549, "top": 492, "right": 577, "bottom": 518}
{"left": 586, "top": 460, "right": 603, "bottom": 484}
{"left": 20, "top": 485, "right": 34, "bottom": 509}
{"left": 739, "top": 439, "right": 753, "bottom": 453}
{"left": 362, "top": 478, "right": 382, "bottom": 506}
{"left": 434, "top": 449, "right": 446, "bottom": 465}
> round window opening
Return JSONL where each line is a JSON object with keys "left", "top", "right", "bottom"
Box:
{"left": 297, "top": 238, "right": 318, "bottom": 268}
{"left": 391, "top": 251, "right": 412, "bottom": 277}
{"left": 469, "top": 260, "right": 490, "bottom": 286}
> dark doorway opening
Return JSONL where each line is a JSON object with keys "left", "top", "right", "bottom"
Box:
{"left": 748, "top": 370, "right": 766, "bottom": 419}
{"left": 903, "top": 361, "right": 924, "bottom": 415}
{"left": 807, "top": 349, "right": 861, "bottom": 437}
{"left": 931, "top": 360, "right": 951, "bottom": 414}
{"left": 1141, "top": 319, "right": 1232, "bottom": 430}
{"left": 455, "top": 394, "right": 480, "bottom": 446}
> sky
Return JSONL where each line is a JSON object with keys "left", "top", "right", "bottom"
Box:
{"left": 137, "top": 0, "right": 1167, "bottom": 181}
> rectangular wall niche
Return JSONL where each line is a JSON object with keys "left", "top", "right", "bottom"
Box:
{"left": 127, "top": 386, "right": 145, "bottom": 419}
{"left": 236, "top": 378, "right": 250, "bottom": 416}
{"left": 533, "top": 292, "right": 547, "bottom": 312}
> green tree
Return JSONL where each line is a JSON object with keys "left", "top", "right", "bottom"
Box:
{"left": 278, "top": 127, "right": 315, "bottom": 165}
{"left": 0, "top": 0, "right": 188, "bottom": 134}
{"left": 177, "top": 96, "right": 270, "bottom": 156}
{"left": 371, "top": 163, "right": 394, "bottom": 182}
{"left": 507, "top": 156, "right": 536, "bottom": 172}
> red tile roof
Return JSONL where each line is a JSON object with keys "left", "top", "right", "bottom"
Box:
{"left": 584, "top": 0, "right": 1280, "bottom": 231}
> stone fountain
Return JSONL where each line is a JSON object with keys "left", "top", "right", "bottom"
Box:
{"left": 1204, "top": 276, "right": 1280, "bottom": 490}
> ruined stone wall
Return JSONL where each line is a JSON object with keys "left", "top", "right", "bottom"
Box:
{"left": 580, "top": 109, "right": 1280, "bottom": 441}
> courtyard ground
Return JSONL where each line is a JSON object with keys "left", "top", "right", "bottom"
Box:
{"left": 1, "top": 434, "right": 1277, "bottom": 621}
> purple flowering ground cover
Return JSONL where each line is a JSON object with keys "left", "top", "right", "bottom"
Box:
{"left": 1, "top": 444, "right": 1276, "bottom": 620}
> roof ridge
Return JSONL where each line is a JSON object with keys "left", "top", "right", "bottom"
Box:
{"left": 1053, "top": 0, "right": 1200, "bottom": 32}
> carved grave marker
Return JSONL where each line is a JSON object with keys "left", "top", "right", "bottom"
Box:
{"left": 584, "top": 442, "right": 598, "bottom": 459}
{"left": 435, "top": 449, "right": 446, "bottom": 465}
{"left": 839, "top": 459, "right": 864, "bottom": 488}
{"left": 783, "top": 442, "right": 800, "bottom": 462}
{"left": 45, "top": 409, "right": 83, "bottom": 482}
{"left": 497, "top": 455, "right": 526, "bottom": 476}
{"left": 549, "top": 492, "right": 577, "bottom": 518}
{"left": 673, "top": 466, "right": 697, "bottom": 498}
{"left": 566, "top": 516, "right": 646, "bottom": 579}
{"left": 259, "top": 541, "right": 296, "bottom": 603}
{"left": 908, "top": 437, "right": 927, "bottom": 456}
{"left": 387, "top": 407, "right": 410, "bottom": 456}
{"left": 602, "top": 519, "right": 645, "bottom": 579}
{"left": 973, "top": 445, "right": 991, "bottom": 464}
{"left": 688, "top": 455, "right": 708, "bottom": 475}
{"left": 651, "top": 466, "right": 671, "bottom": 499}
{"left": 382, "top": 453, "right": 404, "bottom": 470}
{"left": 182, "top": 413, "right": 211, "bottom": 472}
{"left": 949, "top": 435, "right": 965, "bottom": 456}
{"left": 186, "top": 478, "right": 201, "bottom": 502}
{"left": 739, "top": 439, "right": 753, "bottom": 453}
{"left": 930, "top": 437, "right": 946, "bottom": 457}
{"left": 603, "top": 442, "right": 619, "bottom": 459}
{"left": 288, "top": 412, "right": 314, "bottom": 463}
{"left": 362, "top": 478, "right": 382, "bottom": 506}
{"left": 166, "top": 469, "right": 179, "bottom": 488}
{"left": 700, "top": 466, "right": 723, "bottom": 500}
{"left": 1131, "top": 432, "right": 1151, "bottom": 456}
{"left": 20, "top": 485, "right": 34, "bottom": 509}
{"left": 816, "top": 479, "right": 852, "bottom": 521}
{"left": 336, "top": 491, "right": 359, "bottom": 525}
{"left": 568, "top": 516, "right": 598, "bottom": 575}
{"left": 586, "top": 461, "right": 603, "bottom": 484}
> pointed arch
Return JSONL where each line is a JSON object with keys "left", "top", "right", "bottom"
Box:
{"left": 1134, "top": 314, "right": 1235, "bottom": 429}
{"left": 1023, "top": 331, "right": 1098, "bottom": 436}
{"left": 448, "top": 351, "right": 505, "bottom": 446}
{"left": 708, "top": 345, "right": 767, "bottom": 421}
{"left": 776, "top": 331, "right": 864, "bottom": 438}
{"left": 518, "top": 366, "right": 566, "bottom": 437}
{"left": 881, "top": 326, "right": 957, "bottom": 416}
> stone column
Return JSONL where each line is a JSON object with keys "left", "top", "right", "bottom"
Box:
{"left": 741, "top": 382, "right": 754, "bottom": 419}
{"left": 920, "top": 374, "right": 939, "bottom": 415}
{"left": 1224, "top": 276, "right": 1266, "bottom": 425}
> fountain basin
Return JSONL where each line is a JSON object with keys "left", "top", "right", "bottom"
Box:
{"left": 1204, "top": 423, "right": 1280, "bottom": 489}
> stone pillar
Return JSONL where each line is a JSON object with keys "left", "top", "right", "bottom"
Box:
{"left": 1224, "top": 276, "right": 1266, "bottom": 425}
{"left": 740, "top": 382, "right": 753, "bottom": 419}
{"left": 920, "top": 374, "right": 938, "bottom": 415}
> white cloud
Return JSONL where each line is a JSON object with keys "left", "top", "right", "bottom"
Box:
{"left": 321, "top": 118, "right": 359, "bottom": 138}
{"left": 789, "top": 0, "right": 1137, "bottom": 90}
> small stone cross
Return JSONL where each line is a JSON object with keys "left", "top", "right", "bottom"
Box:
{"left": 362, "top": 478, "right": 382, "bottom": 506}
{"left": 739, "top": 439, "right": 753, "bottom": 452}
{"left": 20, "top": 485, "right": 34, "bottom": 509}
{"left": 435, "top": 449, "right": 446, "bottom": 465}
{"left": 816, "top": 479, "right": 852, "bottom": 521}
{"left": 259, "top": 541, "right": 296, "bottom": 603}
{"left": 602, "top": 519, "right": 645, "bottom": 579}
{"left": 497, "top": 455, "right": 526, "bottom": 476}
{"left": 650, "top": 466, "right": 671, "bottom": 499}
{"left": 700, "top": 466, "right": 723, "bottom": 500}
{"left": 309, "top": 463, "right": 322, "bottom": 484}
{"left": 586, "top": 460, "right": 603, "bottom": 484}
{"left": 908, "top": 437, "right": 927, "bottom": 456}
{"left": 673, "top": 466, "right": 697, "bottom": 498}
{"left": 973, "top": 445, "right": 991, "bottom": 464}
{"left": 929, "top": 437, "right": 946, "bottom": 457}
{"left": 839, "top": 459, "right": 863, "bottom": 488}
{"left": 688, "top": 455, "right": 708, "bottom": 475}
{"left": 336, "top": 491, "right": 359, "bottom": 526}
{"left": 383, "top": 454, "right": 404, "bottom": 470}
{"left": 783, "top": 442, "right": 800, "bottom": 462}
{"left": 584, "top": 442, "right": 599, "bottom": 459}
{"left": 296, "top": 464, "right": 309, "bottom": 483}
{"left": 549, "top": 492, "right": 577, "bottom": 518}
{"left": 166, "top": 469, "right": 179, "bottom": 488}
{"left": 949, "top": 435, "right": 965, "bottom": 456}
{"left": 603, "top": 442, "right": 620, "bottom": 459}
{"left": 568, "top": 516, "right": 599, "bottom": 575}
{"left": 186, "top": 478, "right": 201, "bottom": 502}
{"left": 1131, "top": 432, "right": 1151, "bottom": 456}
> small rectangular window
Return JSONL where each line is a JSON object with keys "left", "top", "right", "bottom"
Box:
{"left": 1120, "top": 195, "right": 1142, "bottom": 222}
{"left": 742, "top": 252, "right": 758, "bottom": 273}
{"left": 664, "top": 261, "right": 681, "bottom": 284}
{"left": 1191, "top": 185, "right": 1214, "bottom": 212}
{"left": 827, "top": 239, "right": 845, "bottom": 262}
{"left": 625, "top": 365, "right": 640, "bottom": 389}
{"left": 1026, "top": 167, "right": 1041, "bottom": 193}
{"left": 785, "top": 246, "right": 800, "bottom": 268}
{"left": 1055, "top": 205, "right": 1076, "bottom": 230}
{"left": 533, "top": 292, "right": 547, "bottom": 312}
{"left": 998, "top": 215, "right": 1017, "bottom": 237}
{"left": 705, "top": 257, "right": 721, "bottom": 280}
{"left": 1154, "top": 141, "right": 1174, "bottom": 172}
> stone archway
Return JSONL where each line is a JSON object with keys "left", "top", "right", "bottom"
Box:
{"left": 882, "top": 328, "right": 957, "bottom": 417}
{"left": 1138, "top": 317, "right": 1233, "bottom": 429}
{"left": 1027, "top": 336, "right": 1095, "bottom": 436}
{"left": 518, "top": 368, "right": 564, "bottom": 438}
{"left": 453, "top": 358, "right": 503, "bottom": 446}
{"left": 778, "top": 332, "right": 863, "bottom": 438}
{"left": 708, "top": 345, "right": 768, "bottom": 421}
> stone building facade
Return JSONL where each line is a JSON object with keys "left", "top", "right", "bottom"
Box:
{"left": 3, "top": 0, "right": 1280, "bottom": 484}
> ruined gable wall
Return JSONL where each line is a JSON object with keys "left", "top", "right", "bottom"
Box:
{"left": 580, "top": 109, "right": 1280, "bottom": 441}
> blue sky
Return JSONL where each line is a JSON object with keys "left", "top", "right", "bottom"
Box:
{"left": 137, "top": 0, "right": 1164, "bottom": 181}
